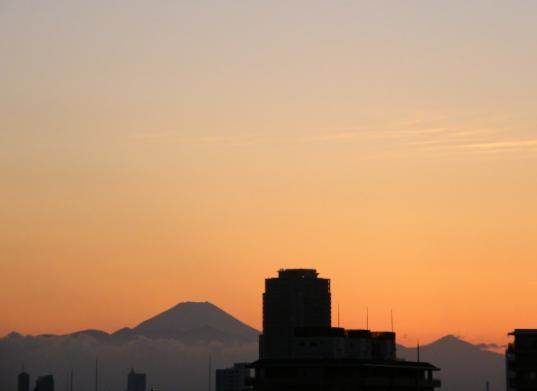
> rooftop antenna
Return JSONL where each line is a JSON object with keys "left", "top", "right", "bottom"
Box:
{"left": 95, "top": 359, "right": 98, "bottom": 391}
{"left": 366, "top": 307, "right": 369, "bottom": 330}
{"left": 390, "top": 309, "right": 394, "bottom": 332}
{"left": 337, "top": 304, "right": 340, "bottom": 328}
{"left": 208, "top": 356, "right": 212, "bottom": 391}
{"left": 417, "top": 339, "right": 420, "bottom": 362}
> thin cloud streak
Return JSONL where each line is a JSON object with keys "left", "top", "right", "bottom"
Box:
{"left": 461, "top": 139, "right": 537, "bottom": 150}
{"left": 140, "top": 125, "right": 536, "bottom": 159}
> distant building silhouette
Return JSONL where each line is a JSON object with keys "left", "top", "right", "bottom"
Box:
{"left": 127, "top": 370, "right": 146, "bottom": 391}
{"left": 506, "top": 329, "right": 537, "bottom": 391}
{"left": 250, "top": 268, "right": 441, "bottom": 390}
{"left": 260, "top": 269, "right": 331, "bottom": 359}
{"left": 34, "top": 375, "right": 54, "bottom": 391}
{"left": 18, "top": 371, "right": 30, "bottom": 391}
{"left": 215, "top": 363, "right": 253, "bottom": 391}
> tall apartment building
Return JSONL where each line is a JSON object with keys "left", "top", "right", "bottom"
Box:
{"left": 260, "top": 269, "right": 331, "bottom": 359}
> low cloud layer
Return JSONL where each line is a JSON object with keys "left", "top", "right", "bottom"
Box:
{"left": 0, "top": 333, "right": 257, "bottom": 391}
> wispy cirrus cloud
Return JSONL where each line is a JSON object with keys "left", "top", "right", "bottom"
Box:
{"left": 461, "top": 139, "right": 537, "bottom": 152}
{"left": 128, "top": 120, "right": 536, "bottom": 159}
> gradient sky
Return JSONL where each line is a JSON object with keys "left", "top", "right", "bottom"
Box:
{"left": 2, "top": 1, "right": 537, "bottom": 347}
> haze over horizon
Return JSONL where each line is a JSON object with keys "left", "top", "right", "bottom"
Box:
{"left": 2, "top": 1, "right": 537, "bottom": 347}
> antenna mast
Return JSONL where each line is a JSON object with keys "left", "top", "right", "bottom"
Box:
{"left": 208, "top": 356, "right": 212, "bottom": 391}
{"left": 366, "top": 307, "right": 369, "bottom": 330}
{"left": 95, "top": 359, "right": 98, "bottom": 391}
{"left": 390, "top": 309, "right": 394, "bottom": 332}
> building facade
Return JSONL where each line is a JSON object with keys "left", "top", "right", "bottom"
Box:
{"left": 506, "top": 329, "right": 537, "bottom": 391}
{"left": 250, "top": 359, "right": 440, "bottom": 391}
{"left": 293, "top": 328, "right": 396, "bottom": 361}
{"left": 260, "top": 269, "right": 331, "bottom": 359}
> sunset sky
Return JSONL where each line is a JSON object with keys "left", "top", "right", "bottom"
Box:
{"left": 2, "top": 1, "right": 537, "bottom": 347}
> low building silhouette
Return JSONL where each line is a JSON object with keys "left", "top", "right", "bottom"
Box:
{"left": 506, "top": 329, "right": 537, "bottom": 391}
{"left": 250, "top": 358, "right": 439, "bottom": 391}
{"left": 251, "top": 327, "right": 440, "bottom": 390}
{"left": 18, "top": 371, "right": 30, "bottom": 391}
{"left": 216, "top": 363, "right": 253, "bottom": 391}
{"left": 127, "top": 370, "right": 146, "bottom": 391}
{"left": 34, "top": 375, "right": 54, "bottom": 391}
{"left": 293, "top": 328, "right": 396, "bottom": 360}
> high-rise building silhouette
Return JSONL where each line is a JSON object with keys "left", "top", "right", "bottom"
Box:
{"left": 251, "top": 268, "right": 441, "bottom": 390}
{"left": 126, "top": 370, "right": 146, "bottom": 391}
{"left": 34, "top": 375, "right": 54, "bottom": 391}
{"left": 506, "top": 329, "right": 537, "bottom": 391}
{"left": 18, "top": 371, "right": 30, "bottom": 391}
{"left": 260, "top": 268, "right": 331, "bottom": 359}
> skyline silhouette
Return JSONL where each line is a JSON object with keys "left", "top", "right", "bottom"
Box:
{"left": 1, "top": 271, "right": 511, "bottom": 391}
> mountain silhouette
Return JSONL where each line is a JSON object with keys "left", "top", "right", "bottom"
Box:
{"left": 398, "top": 334, "right": 505, "bottom": 391}
{"left": 0, "top": 301, "right": 259, "bottom": 391}
{"left": 131, "top": 301, "right": 259, "bottom": 342}
{"left": 58, "top": 301, "right": 260, "bottom": 344}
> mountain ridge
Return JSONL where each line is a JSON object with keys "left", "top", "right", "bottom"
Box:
{"left": 0, "top": 303, "right": 507, "bottom": 391}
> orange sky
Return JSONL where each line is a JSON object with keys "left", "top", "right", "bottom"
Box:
{"left": 2, "top": 1, "right": 537, "bottom": 347}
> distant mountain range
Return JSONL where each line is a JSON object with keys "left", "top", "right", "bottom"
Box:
{"left": 398, "top": 335, "right": 505, "bottom": 391}
{"left": 132, "top": 301, "right": 259, "bottom": 343}
{"left": 55, "top": 301, "right": 259, "bottom": 344}
{"left": 0, "top": 301, "right": 506, "bottom": 391}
